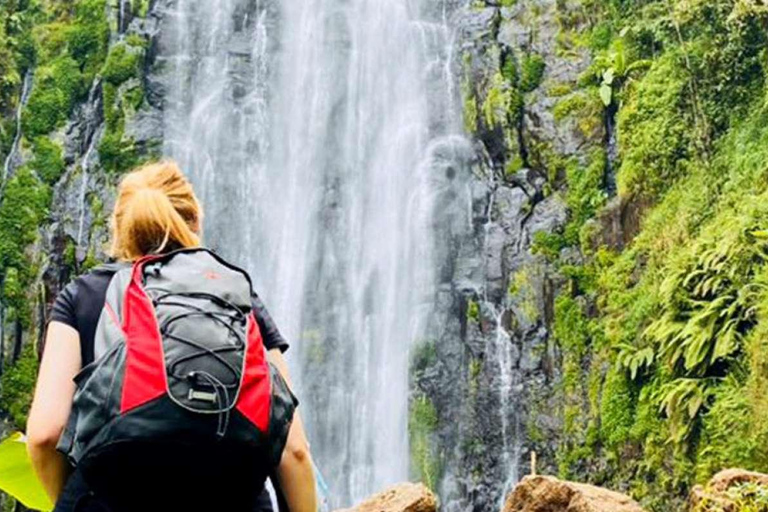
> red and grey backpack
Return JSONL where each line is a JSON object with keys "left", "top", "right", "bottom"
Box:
{"left": 56, "top": 247, "right": 297, "bottom": 502}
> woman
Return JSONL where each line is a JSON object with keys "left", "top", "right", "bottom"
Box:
{"left": 25, "top": 161, "right": 317, "bottom": 512}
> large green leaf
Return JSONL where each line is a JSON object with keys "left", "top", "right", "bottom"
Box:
{"left": 0, "top": 432, "right": 53, "bottom": 511}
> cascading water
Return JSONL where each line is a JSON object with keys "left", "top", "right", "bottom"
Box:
{"left": 159, "top": 0, "right": 466, "bottom": 507}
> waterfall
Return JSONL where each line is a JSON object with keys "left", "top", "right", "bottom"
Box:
{"left": 160, "top": 0, "right": 465, "bottom": 507}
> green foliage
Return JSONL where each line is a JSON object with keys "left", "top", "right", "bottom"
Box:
{"left": 0, "top": 168, "right": 48, "bottom": 325}
{"left": 693, "top": 480, "right": 768, "bottom": 512}
{"left": 30, "top": 137, "right": 65, "bottom": 185}
{"left": 531, "top": 230, "right": 566, "bottom": 261}
{"left": 409, "top": 394, "right": 441, "bottom": 491}
{"left": 97, "top": 42, "right": 147, "bottom": 174}
{"left": 466, "top": 299, "right": 480, "bottom": 323}
{"left": 67, "top": 0, "right": 109, "bottom": 77}
{"left": 519, "top": 53, "right": 545, "bottom": 93}
{"left": 132, "top": 0, "right": 150, "bottom": 18}
{"left": 0, "top": 432, "right": 53, "bottom": 511}
{"left": 508, "top": 266, "right": 540, "bottom": 323}
{"left": 616, "top": 51, "right": 691, "bottom": 198}
{"left": 600, "top": 365, "right": 635, "bottom": 448}
{"left": 21, "top": 56, "right": 84, "bottom": 137}
{"left": 552, "top": 89, "right": 604, "bottom": 138}
{"left": 544, "top": 2, "right": 768, "bottom": 508}
{"left": 647, "top": 217, "right": 768, "bottom": 376}
{"left": 98, "top": 130, "right": 139, "bottom": 174}
{"left": 0, "top": 343, "right": 39, "bottom": 430}
{"left": 482, "top": 72, "right": 520, "bottom": 130}
{"left": 564, "top": 149, "right": 607, "bottom": 243}
{"left": 101, "top": 43, "right": 140, "bottom": 86}
{"left": 553, "top": 295, "right": 590, "bottom": 357}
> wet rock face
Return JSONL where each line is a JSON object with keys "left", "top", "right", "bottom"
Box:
{"left": 413, "top": 0, "right": 602, "bottom": 510}
{"left": 41, "top": 1, "right": 167, "bottom": 316}
{"left": 334, "top": 483, "right": 438, "bottom": 512}
{"left": 503, "top": 475, "right": 646, "bottom": 512}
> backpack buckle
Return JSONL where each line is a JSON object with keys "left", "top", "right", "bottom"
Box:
{"left": 188, "top": 389, "right": 217, "bottom": 403}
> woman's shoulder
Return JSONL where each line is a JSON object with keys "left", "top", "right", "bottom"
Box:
{"left": 50, "top": 262, "right": 131, "bottom": 324}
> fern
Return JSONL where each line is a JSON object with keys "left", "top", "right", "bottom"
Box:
{"left": 658, "top": 378, "right": 717, "bottom": 444}
{"left": 646, "top": 223, "right": 768, "bottom": 376}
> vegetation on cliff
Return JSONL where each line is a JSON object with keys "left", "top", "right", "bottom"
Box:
{"left": 0, "top": 0, "right": 149, "bottom": 443}
{"left": 536, "top": 0, "right": 768, "bottom": 509}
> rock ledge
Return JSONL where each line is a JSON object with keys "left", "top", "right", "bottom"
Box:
{"left": 503, "top": 475, "right": 646, "bottom": 512}
{"left": 334, "top": 482, "right": 437, "bottom": 512}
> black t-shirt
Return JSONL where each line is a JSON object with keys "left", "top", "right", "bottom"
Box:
{"left": 49, "top": 262, "right": 289, "bottom": 366}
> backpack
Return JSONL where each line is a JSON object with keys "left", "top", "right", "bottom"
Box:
{"left": 56, "top": 247, "right": 297, "bottom": 503}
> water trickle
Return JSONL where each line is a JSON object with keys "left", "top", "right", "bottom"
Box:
{"left": 2, "top": 72, "right": 33, "bottom": 184}
{"left": 160, "top": 0, "right": 465, "bottom": 507}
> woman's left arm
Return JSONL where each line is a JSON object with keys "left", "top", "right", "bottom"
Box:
{"left": 26, "top": 321, "right": 81, "bottom": 502}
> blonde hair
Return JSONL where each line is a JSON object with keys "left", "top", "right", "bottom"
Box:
{"left": 109, "top": 160, "right": 202, "bottom": 261}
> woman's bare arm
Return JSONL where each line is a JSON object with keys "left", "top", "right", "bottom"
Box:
{"left": 26, "top": 321, "right": 81, "bottom": 502}
{"left": 268, "top": 349, "right": 318, "bottom": 512}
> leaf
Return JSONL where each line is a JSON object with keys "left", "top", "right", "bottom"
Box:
{"left": 603, "top": 67, "right": 615, "bottom": 85}
{"left": 0, "top": 433, "right": 54, "bottom": 511}
{"left": 599, "top": 84, "right": 613, "bottom": 106}
{"left": 750, "top": 229, "right": 768, "bottom": 239}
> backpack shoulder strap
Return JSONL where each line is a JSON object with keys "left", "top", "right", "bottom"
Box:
{"left": 93, "top": 266, "right": 133, "bottom": 361}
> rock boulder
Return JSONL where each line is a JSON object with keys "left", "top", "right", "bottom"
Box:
{"left": 689, "top": 468, "right": 768, "bottom": 511}
{"left": 503, "top": 475, "right": 646, "bottom": 512}
{"left": 334, "top": 483, "right": 437, "bottom": 512}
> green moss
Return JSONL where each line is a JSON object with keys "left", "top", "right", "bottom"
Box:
{"left": 547, "top": 82, "right": 574, "bottom": 98}
{"left": 482, "top": 72, "right": 512, "bottom": 128}
{"left": 0, "top": 342, "right": 39, "bottom": 430}
{"left": 463, "top": 87, "right": 478, "bottom": 134}
{"left": 599, "top": 365, "right": 635, "bottom": 448}
{"left": 519, "top": 53, "right": 545, "bottom": 93}
{"left": 589, "top": 21, "right": 613, "bottom": 51}
{"left": 0, "top": 168, "right": 49, "bottom": 326}
{"left": 102, "top": 43, "right": 141, "bottom": 86}
{"left": 553, "top": 295, "right": 589, "bottom": 357}
{"left": 21, "top": 56, "right": 85, "bottom": 137}
{"left": 466, "top": 299, "right": 480, "bottom": 323}
{"left": 564, "top": 149, "right": 607, "bottom": 244}
{"left": 501, "top": 53, "right": 517, "bottom": 84}
{"left": 98, "top": 130, "right": 138, "bottom": 174}
{"left": 616, "top": 52, "right": 691, "bottom": 198}
{"left": 63, "top": 239, "right": 77, "bottom": 270}
{"left": 132, "top": 0, "right": 150, "bottom": 18}
{"left": 122, "top": 83, "right": 145, "bottom": 110}
{"left": 531, "top": 231, "right": 566, "bottom": 262}
{"left": 508, "top": 267, "right": 539, "bottom": 324}
{"left": 409, "top": 394, "right": 441, "bottom": 491}
{"left": 67, "top": 0, "right": 110, "bottom": 77}
{"left": 30, "top": 136, "right": 65, "bottom": 184}
{"left": 543, "top": 3, "right": 768, "bottom": 508}
{"left": 97, "top": 41, "right": 147, "bottom": 174}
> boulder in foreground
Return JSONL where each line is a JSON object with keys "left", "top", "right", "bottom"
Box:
{"left": 334, "top": 482, "right": 437, "bottom": 512}
{"left": 689, "top": 468, "right": 768, "bottom": 511}
{"left": 503, "top": 475, "right": 646, "bottom": 512}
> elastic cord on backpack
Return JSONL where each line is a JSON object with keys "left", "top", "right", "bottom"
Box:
{"left": 192, "top": 370, "right": 231, "bottom": 438}
{"left": 151, "top": 291, "right": 247, "bottom": 431}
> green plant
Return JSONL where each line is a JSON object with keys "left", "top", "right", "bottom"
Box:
{"left": 30, "top": 137, "right": 65, "bottom": 184}
{"left": 520, "top": 53, "right": 545, "bottom": 93}
{"left": 101, "top": 43, "right": 140, "bottom": 86}
{"left": 409, "top": 394, "right": 441, "bottom": 491}
{"left": 467, "top": 299, "right": 480, "bottom": 323}
{"left": 0, "top": 343, "right": 40, "bottom": 430}
{"left": 21, "top": 56, "right": 84, "bottom": 137}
